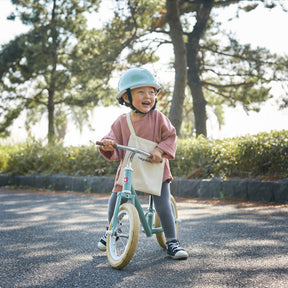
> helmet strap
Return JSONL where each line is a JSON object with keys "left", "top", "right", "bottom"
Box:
{"left": 127, "top": 88, "right": 157, "bottom": 114}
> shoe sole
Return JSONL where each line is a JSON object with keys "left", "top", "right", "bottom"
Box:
{"left": 167, "top": 251, "right": 188, "bottom": 260}
{"left": 97, "top": 242, "right": 106, "bottom": 252}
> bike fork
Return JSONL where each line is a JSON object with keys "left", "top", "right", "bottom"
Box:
{"left": 147, "top": 196, "right": 154, "bottom": 230}
{"left": 109, "top": 160, "right": 135, "bottom": 236}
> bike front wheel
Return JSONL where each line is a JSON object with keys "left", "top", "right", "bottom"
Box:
{"left": 154, "top": 195, "right": 178, "bottom": 249}
{"left": 107, "top": 203, "right": 140, "bottom": 269}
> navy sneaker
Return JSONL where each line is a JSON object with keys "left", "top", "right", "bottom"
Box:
{"left": 97, "top": 230, "right": 107, "bottom": 251}
{"left": 166, "top": 239, "right": 188, "bottom": 259}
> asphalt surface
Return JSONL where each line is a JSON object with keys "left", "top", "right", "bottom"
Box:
{"left": 0, "top": 188, "right": 288, "bottom": 288}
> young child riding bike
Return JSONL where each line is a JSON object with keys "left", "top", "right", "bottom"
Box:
{"left": 97, "top": 67, "right": 188, "bottom": 260}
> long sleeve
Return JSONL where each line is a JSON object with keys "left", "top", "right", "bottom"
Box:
{"left": 155, "top": 114, "right": 177, "bottom": 160}
{"left": 99, "top": 114, "right": 129, "bottom": 161}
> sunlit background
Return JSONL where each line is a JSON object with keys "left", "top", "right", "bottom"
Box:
{"left": 0, "top": 0, "right": 287, "bottom": 146}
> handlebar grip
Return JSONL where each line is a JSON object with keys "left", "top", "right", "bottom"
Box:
{"left": 96, "top": 141, "right": 151, "bottom": 157}
{"left": 96, "top": 141, "right": 117, "bottom": 149}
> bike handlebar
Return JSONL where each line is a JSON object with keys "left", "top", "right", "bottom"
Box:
{"left": 96, "top": 141, "right": 151, "bottom": 158}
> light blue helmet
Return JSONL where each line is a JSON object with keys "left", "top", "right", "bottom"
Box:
{"left": 117, "top": 68, "right": 161, "bottom": 99}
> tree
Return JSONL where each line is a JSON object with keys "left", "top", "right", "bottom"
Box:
{"left": 102, "top": 0, "right": 288, "bottom": 137}
{"left": 2, "top": 0, "right": 287, "bottom": 141}
{"left": 165, "top": 0, "right": 187, "bottom": 135}
{"left": 0, "top": 0, "right": 117, "bottom": 144}
{"left": 162, "top": 0, "right": 288, "bottom": 136}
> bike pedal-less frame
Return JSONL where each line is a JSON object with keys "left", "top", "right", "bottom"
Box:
{"left": 96, "top": 141, "right": 179, "bottom": 269}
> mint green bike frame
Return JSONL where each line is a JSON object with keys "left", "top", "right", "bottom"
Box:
{"left": 109, "top": 145, "right": 164, "bottom": 238}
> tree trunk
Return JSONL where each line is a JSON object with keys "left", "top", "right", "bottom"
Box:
{"left": 166, "top": 0, "right": 187, "bottom": 136}
{"left": 186, "top": 0, "right": 213, "bottom": 137}
{"left": 187, "top": 61, "right": 207, "bottom": 136}
{"left": 48, "top": 90, "right": 55, "bottom": 145}
{"left": 187, "top": 30, "right": 208, "bottom": 136}
{"left": 47, "top": 0, "right": 58, "bottom": 145}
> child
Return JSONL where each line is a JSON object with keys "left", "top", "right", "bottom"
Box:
{"left": 97, "top": 67, "right": 188, "bottom": 260}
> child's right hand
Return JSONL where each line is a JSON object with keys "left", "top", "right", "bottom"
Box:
{"left": 100, "top": 139, "right": 116, "bottom": 152}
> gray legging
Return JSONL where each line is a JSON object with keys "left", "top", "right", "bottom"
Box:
{"left": 107, "top": 181, "right": 176, "bottom": 240}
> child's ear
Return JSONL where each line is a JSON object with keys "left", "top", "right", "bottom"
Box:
{"left": 122, "top": 93, "right": 130, "bottom": 104}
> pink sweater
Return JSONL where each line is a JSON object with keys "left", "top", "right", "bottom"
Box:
{"left": 99, "top": 109, "right": 177, "bottom": 192}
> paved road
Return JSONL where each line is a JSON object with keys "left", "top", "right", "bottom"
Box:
{"left": 0, "top": 189, "right": 287, "bottom": 288}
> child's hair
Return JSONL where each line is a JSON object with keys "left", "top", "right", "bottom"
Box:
{"left": 118, "top": 91, "right": 130, "bottom": 107}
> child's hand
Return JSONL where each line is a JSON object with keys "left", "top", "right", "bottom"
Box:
{"left": 150, "top": 147, "right": 164, "bottom": 163}
{"left": 100, "top": 139, "right": 116, "bottom": 152}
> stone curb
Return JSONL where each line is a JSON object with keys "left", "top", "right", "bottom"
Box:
{"left": 170, "top": 177, "right": 288, "bottom": 203}
{"left": 0, "top": 174, "right": 114, "bottom": 194}
{"left": 0, "top": 174, "right": 287, "bottom": 203}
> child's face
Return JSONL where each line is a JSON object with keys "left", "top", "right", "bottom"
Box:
{"left": 124, "top": 86, "right": 156, "bottom": 114}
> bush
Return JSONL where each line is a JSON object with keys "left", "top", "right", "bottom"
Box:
{"left": 171, "top": 130, "right": 288, "bottom": 180}
{"left": 0, "top": 139, "right": 119, "bottom": 177}
{"left": 1, "top": 130, "right": 287, "bottom": 180}
{"left": 0, "top": 142, "right": 22, "bottom": 173}
{"left": 234, "top": 131, "right": 288, "bottom": 178}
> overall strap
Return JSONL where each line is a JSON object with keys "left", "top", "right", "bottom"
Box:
{"left": 126, "top": 112, "right": 136, "bottom": 135}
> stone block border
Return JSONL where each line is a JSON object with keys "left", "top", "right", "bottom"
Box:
{"left": 0, "top": 174, "right": 114, "bottom": 195}
{"left": 170, "top": 177, "right": 288, "bottom": 203}
{"left": 0, "top": 174, "right": 287, "bottom": 203}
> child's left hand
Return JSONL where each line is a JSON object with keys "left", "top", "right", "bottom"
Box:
{"left": 150, "top": 147, "right": 164, "bottom": 163}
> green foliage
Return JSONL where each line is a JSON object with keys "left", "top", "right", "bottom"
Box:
{"left": 0, "top": 142, "right": 22, "bottom": 172}
{"left": 0, "top": 0, "right": 116, "bottom": 144}
{"left": 0, "top": 139, "right": 118, "bottom": 176}
{"left": 1, "top": 130, "right": 287, "bottom": 180}
{"left": 174, "top": 136, "right": 214, "bottom": 177}
{"left": 233, "top": 131, "right": 288, "bottom": 178}
{"left": 2, "top": 0, "right": 288, "bottom": 144}
{"left": 172, "top": 130, "right": 288, "bottom": 180}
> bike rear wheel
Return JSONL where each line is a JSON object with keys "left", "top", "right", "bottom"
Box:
{"left": 154, "top": 195, "right": 178, "bottom": 249}
{"left": 107, "top": 203, "right": 140, "bottom": 269}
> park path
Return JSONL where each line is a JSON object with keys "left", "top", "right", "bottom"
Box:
{"left": 0, "top": 188, "right": 288, "bottom": 288}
